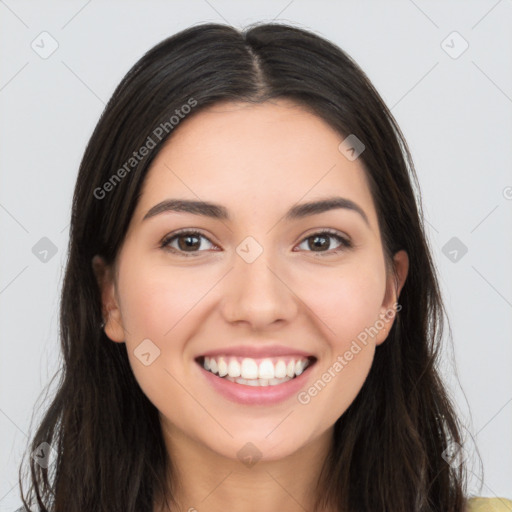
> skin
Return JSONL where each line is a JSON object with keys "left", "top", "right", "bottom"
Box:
{"left": 93, "top": 98, "right": 409, "bottom": 512}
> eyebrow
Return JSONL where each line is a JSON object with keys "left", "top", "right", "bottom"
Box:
{"left": 142, "top": 196, "right": 370, "bottom": 227}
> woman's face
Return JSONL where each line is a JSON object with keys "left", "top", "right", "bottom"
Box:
{"left": 95, "top": 99, "right": 408, "bottom": 463}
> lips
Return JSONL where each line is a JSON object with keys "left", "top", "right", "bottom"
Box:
{"left": 196, "top": 353, "right": 317, "bottom": 405}
{"left": 193, "top": 344, "right": 317, "bottom": 404}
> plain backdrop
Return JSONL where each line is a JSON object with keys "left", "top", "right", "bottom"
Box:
{"left": 1, "top": 1, "right": 511, "bottom": 510}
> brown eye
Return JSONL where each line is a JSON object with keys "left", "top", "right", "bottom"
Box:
{"left": 296, "top": 230, "right": 352, "bottom": 255}
{"left": 161, "top": 230, "right": 216, "bottom": 257}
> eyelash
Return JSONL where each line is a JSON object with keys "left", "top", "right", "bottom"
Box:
{"left": 160, "top": 228, "right": 353, "bottom": 258}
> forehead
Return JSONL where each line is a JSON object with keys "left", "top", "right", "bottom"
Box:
{"left": 134, "top": 99, "right": 377, "bottom": 228}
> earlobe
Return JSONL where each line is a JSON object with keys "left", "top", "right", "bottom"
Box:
{"left": 91, "top": 255, "right": 126, "bottom": 343}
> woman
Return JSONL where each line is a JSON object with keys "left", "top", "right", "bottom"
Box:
{"left": 16, "top": 22, "right": 511, "bottom": 512}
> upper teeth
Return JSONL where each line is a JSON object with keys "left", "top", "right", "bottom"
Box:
{"left": 203, "top": 356, "right": 311, "bottom": 380}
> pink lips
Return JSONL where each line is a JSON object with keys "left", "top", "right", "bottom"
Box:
{"left": 196, "top": 354, "right": 316, "bottom": 406}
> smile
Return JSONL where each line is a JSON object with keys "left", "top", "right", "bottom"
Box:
{"left": 195, "top": 353, "right": 317, "bottom": 404}
{"left": 199, "top": 355, "right": 314, "bottom": 386}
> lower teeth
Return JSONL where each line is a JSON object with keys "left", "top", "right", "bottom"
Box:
{"left": 221, "top": 375, "right": 294, "bottom": 386}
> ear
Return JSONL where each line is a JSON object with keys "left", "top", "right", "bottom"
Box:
{"left": 92, "top": 255, "right": 126, "bottom": 343}
{"left": 375, "top": 249, "right": 409, "bottom": 346}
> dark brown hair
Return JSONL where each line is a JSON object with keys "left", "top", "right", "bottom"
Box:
{"left": 18, "top": 21, "right": 472, "bottom": 512}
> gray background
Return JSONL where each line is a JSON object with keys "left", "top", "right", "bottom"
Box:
{"left": 1, "top": 0, "right": 511, "bottom": 509}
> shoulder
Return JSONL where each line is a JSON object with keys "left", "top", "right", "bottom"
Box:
{"left": 467, "top": 497, "right": 512, "bottom": 512}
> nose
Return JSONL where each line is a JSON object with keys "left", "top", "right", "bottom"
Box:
{"left": 220, "top": 248, "right": 299, "bottom": 330}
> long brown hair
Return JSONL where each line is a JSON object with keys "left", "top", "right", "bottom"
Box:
{"left": 18, "top": 22, "right": 471, "bottom": 511}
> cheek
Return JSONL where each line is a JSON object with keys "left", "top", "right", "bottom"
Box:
{"left": 284, "top": 254, "right": 385, "bottom": 420}
{"left": 115, "top": 261, "right": 202, "bottom": 410}
{"left": 293, "top": 254, "right": 387, "bottom": 344}
{"left": 115, "top": 258, "right": 224, "bottom": 396}
{"left": 117, "top": 259, "right": 212, "bottom": 341}
{"left": 299, "top": 343, "right": 375, "bottom": 435}
{"left": 296, "top": 263, "right": 384, "bottom": 422}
